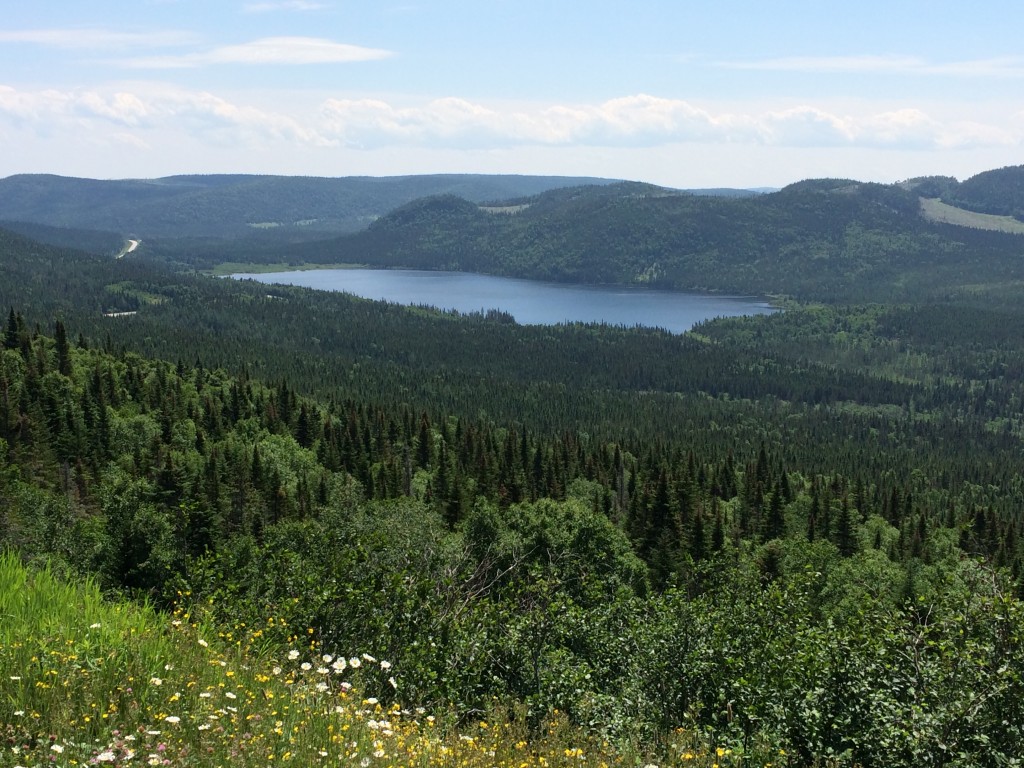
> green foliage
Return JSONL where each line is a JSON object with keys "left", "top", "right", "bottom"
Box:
{"left": 0, "top": 173, "right": 618, "bottom": 241}
{"left": 3, "top": 174, "right": 1024, "bottom": 763}
{"left": 279, "top": 177, "right": 1024, "bottom": 302}
{"left": 942, "top": 164, "right": 1024, "bottom": 219}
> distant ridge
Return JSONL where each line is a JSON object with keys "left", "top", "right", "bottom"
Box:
{"left": 0, "top": 173, "right": 623, "bottom": 239}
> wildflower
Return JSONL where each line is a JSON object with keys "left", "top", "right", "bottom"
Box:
{"left": 379, "top": 660, "right": 392, "bottom": 670}
{"left": 317, "top": 666, "right": 329, "bottom": 675}
{"left": 361, "top": 653, "right": 377, "bottom": 663}
{"left": 272, "top": 666, "right": 283, "bottom": 675}
{"left": 322, "top": 654, "right": 333, "bottom": 663}
{"left": 150, "top": 677, "right": 163, "bottom": 686}
{"left": 348, "top": 657, "right": 361, "bottom": 669}
{"left": 225, "top": 691, "right": 237, "bottom": 699}
{"left": 165, "top": 716, "right": 181, "bottom": 724}
{"left": 198, "top": 639, "right": 208, "bottom": 647}
{"left": 301, "top": 662, "right": 312, "bottom": 671}
{"left": 288, "top": 649, "right": 300, "bottom": 660}
{"left": 316, "top": 682, "right": 328, "bottom": 692}
{"left": 331, "top": 659, "right": 346, "bottom": 673}
{"left": 388, "top": 677, "right": 397, "bottom": 689}
{"left": 51, "top": 745, "right": 65, "bottom": 753}
{"left": 90, "top": 622, "right": 102, "bottom": 629}
{"left": 96, "top": 750, "right": 117, "bottom": 762}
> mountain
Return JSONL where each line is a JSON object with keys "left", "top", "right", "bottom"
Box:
{"left": 279, "top": 177, "right": 1024, "bottom": 302}
{"left": 0, "top": 173, "right": 623, "bottom": 239}
{"left": 5, "top": 166, "right": 1024, "bottom": 304}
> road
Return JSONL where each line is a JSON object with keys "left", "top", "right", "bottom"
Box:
{"left": 117, "top": 239, "right": 141, "bottom": 259}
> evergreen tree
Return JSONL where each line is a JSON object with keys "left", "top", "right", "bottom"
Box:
{"left": 54, "top": 319, "right": 72, "bottom": 377}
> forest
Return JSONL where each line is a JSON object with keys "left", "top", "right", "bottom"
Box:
{"left": 2, "top": 166, "right": 1024, "bottom": 767}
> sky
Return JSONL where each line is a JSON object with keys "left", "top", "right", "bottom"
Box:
{"left": 1, "top": 1, "right": 1023, "bottom": 188}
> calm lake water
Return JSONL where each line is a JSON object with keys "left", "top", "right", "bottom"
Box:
{"left": 230, "top": 269, "right": 777, "bottom": 334}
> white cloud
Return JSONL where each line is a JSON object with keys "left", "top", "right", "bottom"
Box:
{"left": 718, "top": 54, "right": 1024, "bottom": 78}
{"left": 0, "top": 27, "right": 196, "bottom": 49}
{"left": 0, "top": 86, "right": 154, "bottom": 128}
{"left": 321, "top": 95, "right": 741, "bottom": 148}
{"left": 924, "top": 57, "right": 1024, "bottom": 78}
{"left": 321, "top": 94, "right": 1022, "bottom": 152}
{"left": 0, "top": 83, "right": 333, "bottom": 148}
{"left": 165, "top": 88, "right": 333, "bottom": 146}
{"left": 124, "top": 36, "right": 393, "bottom": 68}
{"left": 76, "top": 91, "right": 152, "bottom": 126}
{"left": 719, "top": 55, "right": 926, "bottom": 74}
{"left": 1, "top": 84, "right": 1021, "bottom": 177}
{"left": 758, "top": 106, "right": 857, "bottom": 146}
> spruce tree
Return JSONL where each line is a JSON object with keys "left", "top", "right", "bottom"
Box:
{"left": 55, "top": 319, "right": 72, "bottom": 377}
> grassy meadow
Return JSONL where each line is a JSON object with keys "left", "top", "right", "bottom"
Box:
{"left": 0, "top": 553, "right": 785, "bottom": 768}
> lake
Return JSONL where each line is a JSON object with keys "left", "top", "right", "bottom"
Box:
{"left": 229, "top": 268, "right": 778, "bottom": 334}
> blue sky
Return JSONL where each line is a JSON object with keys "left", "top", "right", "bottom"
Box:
{"left": 1, "top": 1, "right": 1023, "bottom": 187}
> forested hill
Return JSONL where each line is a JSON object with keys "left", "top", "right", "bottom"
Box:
{"left": 6, "top": 166, "right": 1024, "bottom": 305}
{"left": 939, "top": 164, "right": 1024, "bottom": 218}
{"left": 0, "top": 173, "right": 622, "bottom": 239}
{"left": 281, "top": 175, "right": 1024, "bottom": 302}
{"left": 0, "top": 219, "right": 124, "bottom": 255}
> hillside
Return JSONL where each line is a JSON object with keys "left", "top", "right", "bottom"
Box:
{"left": 0, "top": 173, "right": 622, "bottom": 239}
{"left": 919, "top": 197, "right": 1024, "bottom": 234}
{"left": 940, "top": 164, "right": 1024, "bottom": 219}
{"left": 4, "top": 289, "right": 1024, "bottom": 765}
{"left": 6, "top": 168, "right": 1024, "bottom": 305}
{"left": 0, "top": 219, "right": 124, "bottom": 255}
{"left": 5, "top": 181, "right": 1024, "bottom": 763}
{"left": 273, "top": 177, "right": 1024, "bottom": 302}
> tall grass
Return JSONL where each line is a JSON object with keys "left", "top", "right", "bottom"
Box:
{"left": 0, "top": 551, "right": 777, "bottom": 767}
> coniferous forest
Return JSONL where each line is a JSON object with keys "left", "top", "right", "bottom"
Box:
{"left": 3, "top": 168, "right": 1024, "bottom": 767}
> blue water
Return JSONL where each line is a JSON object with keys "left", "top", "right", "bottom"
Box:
{"left": 230, "top": 268, "right": 777, "bottom": 334}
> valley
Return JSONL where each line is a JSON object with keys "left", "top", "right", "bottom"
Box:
{"left": 2, "top": 165, "right": 1024, "bottom": 767}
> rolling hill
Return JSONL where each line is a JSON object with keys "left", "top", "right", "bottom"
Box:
{"left": 0, "top": 173, "right": 623, "bottom": 239}
{"left": 277, "top": 176, "right": 1024, "bottom": 302}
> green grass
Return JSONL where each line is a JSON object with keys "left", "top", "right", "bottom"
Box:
{"left": 0, "top": 552, "right": 785, "bottom": 767}
{"left": 919, "top": 197, "right": 1024, "bottom": 234}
